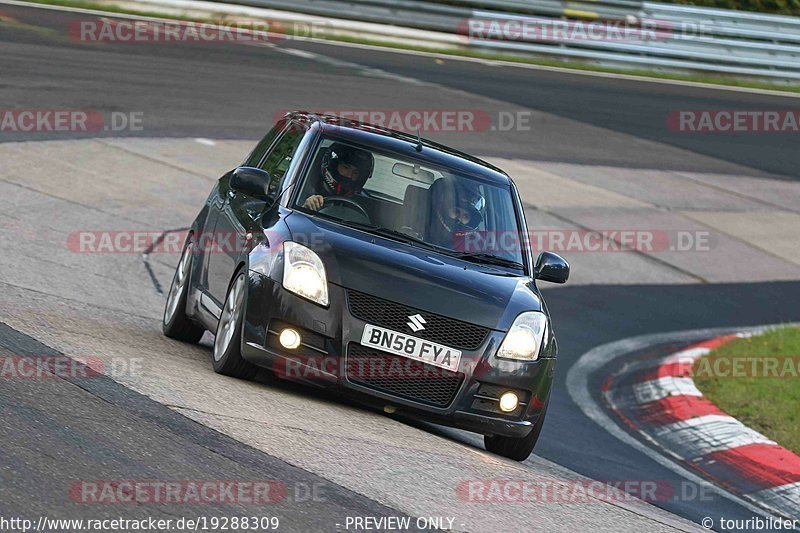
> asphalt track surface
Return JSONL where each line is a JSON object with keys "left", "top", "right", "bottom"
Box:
{"left": 0, "top": 322, "right": 412, "bottom": 529}
{"left": 2, "top": 4, "right": 800, "bottom": 532}
{"left": 2, "top": 3, "right": 799, "bottom": 178}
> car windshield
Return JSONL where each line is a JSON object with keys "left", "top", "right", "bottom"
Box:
{"left": 293, "top": 136, "right": 525, "bottom": 268}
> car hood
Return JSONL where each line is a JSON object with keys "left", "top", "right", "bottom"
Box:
{"left": 285, "top": 213, "right": 541, "bottom": 330}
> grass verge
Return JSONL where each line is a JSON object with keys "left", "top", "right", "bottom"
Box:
{"left": 11, "top": 0, "right": 800, "bottom": 94}
{"left": 693, "top": 326, "right": 800, "bottom": 455}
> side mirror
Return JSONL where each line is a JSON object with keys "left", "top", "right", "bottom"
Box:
{"left": 230, "top": 167, "right": 273, "bottom": 200}
{"left": 535, "top": 251, "right": 569, "bottom": 284}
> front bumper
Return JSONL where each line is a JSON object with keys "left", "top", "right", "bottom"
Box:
{"left": 240, "top": 270, "right": 555, "bottom": 438}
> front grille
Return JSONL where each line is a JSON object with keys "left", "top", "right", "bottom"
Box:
{"left": 346, "top": 343, "right": 464, "bottom": 407}
{"left": 346, "top": 290, "right": 489, "bottom": 350}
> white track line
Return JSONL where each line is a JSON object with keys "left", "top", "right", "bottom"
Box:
{"left": 652, "top": 414, "right": 776, "bottom": 459}
{"left": 633, "top": 376, "right": 704, "bottom": 403}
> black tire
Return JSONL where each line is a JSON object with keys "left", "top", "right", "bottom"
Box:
{"left": 162, "top": 237, "right": 205, "bottom": 343}
{"left": 484, "top": 400, "right": 549, "bottom": 461}
{"left": 211, "top": 270, "right": 258, "bottom": 380}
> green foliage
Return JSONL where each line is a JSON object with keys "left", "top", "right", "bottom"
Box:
{"left": 693, "top": 327, "right": 800, "bottom": 455}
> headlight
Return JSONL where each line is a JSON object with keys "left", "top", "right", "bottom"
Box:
{"left": 497, "top": 311, "right": 548, "bottom": 361}
{"left": 282, "top": 242, "right": 328, "bottom": 306}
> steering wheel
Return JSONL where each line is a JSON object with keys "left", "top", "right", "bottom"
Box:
{"left": 320, "top": 196, "right": 370, "bottom": 220}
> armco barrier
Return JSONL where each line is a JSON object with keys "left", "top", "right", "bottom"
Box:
{"left": 211, "top": 0, "right": 800, "bottom": 80}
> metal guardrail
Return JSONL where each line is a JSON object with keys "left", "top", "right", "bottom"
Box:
{"left": 217, "top": 0, "right": 800, "bottom": 80}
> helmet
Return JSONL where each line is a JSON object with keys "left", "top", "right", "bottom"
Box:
{"left": 459, "top": 181, "right": 486, "bottom": 212}
{"left": 320, "top": 142, "right": 374, "bottom": 196}
{"left": 428, "top": 177, "right": 483, "bottom": 231}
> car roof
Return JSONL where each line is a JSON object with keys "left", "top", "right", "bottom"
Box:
{"left": 285, "top": 111, "right": 513, "bottom": 186}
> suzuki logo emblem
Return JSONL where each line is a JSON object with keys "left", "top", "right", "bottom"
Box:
{"left": 407, "top": 314, "right": 427, "bottom": 332}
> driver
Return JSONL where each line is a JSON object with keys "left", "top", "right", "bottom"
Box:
{"left": 302, "top": 143, "right": 374, "bottom": 211}
{"left": 425, "top": 177, "right": 483, "bottom": 248}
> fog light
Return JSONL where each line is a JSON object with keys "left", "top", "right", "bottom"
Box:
{"left": 498, "top": 391, "right": 519, "bottom": 413}
{"left": 279, "top": 328, "right": 301, "bottom": 350}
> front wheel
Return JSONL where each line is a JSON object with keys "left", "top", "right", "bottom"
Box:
{"left": 163, "top": 238, "right": 205, "bottom": 343}
{"left": 211, "top": 270, "right": 258, "bottom": 380}
{"left": 484, "top": 400, "right": 548, "bottom": 461}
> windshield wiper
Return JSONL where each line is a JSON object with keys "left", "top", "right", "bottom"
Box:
{"left": 372, "top": 228, "right": 443, "bottom": 249}
{"left": 336, "top": 220, "right": 442, "bottom": 249}
{"left": 454, "top": 253, "right": 524, "bottom": 269}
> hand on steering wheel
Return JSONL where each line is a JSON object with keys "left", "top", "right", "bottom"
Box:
{"left": 320, "top": 196, "right": 370, "bottom": 220}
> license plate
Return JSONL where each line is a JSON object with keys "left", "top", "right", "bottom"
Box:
{"left": 360, "top": 324, "right": 462, "bottom": 372}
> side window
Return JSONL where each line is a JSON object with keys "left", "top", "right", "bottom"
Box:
{"left": 259, "top": 123, "right": 306, "bottom": 193}
{"left": 242, "top": 119, "right": 287, "bottom": 168}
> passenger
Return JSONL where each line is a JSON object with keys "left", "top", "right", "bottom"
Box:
{"left": 425, "top": 177, "right": 483, "bottom": 248}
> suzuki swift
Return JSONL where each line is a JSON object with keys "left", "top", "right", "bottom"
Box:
{"left": 162, "top": 112, "right": 569, "bottom": 461}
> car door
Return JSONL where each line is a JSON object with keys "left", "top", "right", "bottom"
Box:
{"left": 205, "top": 121, "right": 307, "bottom": 308}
